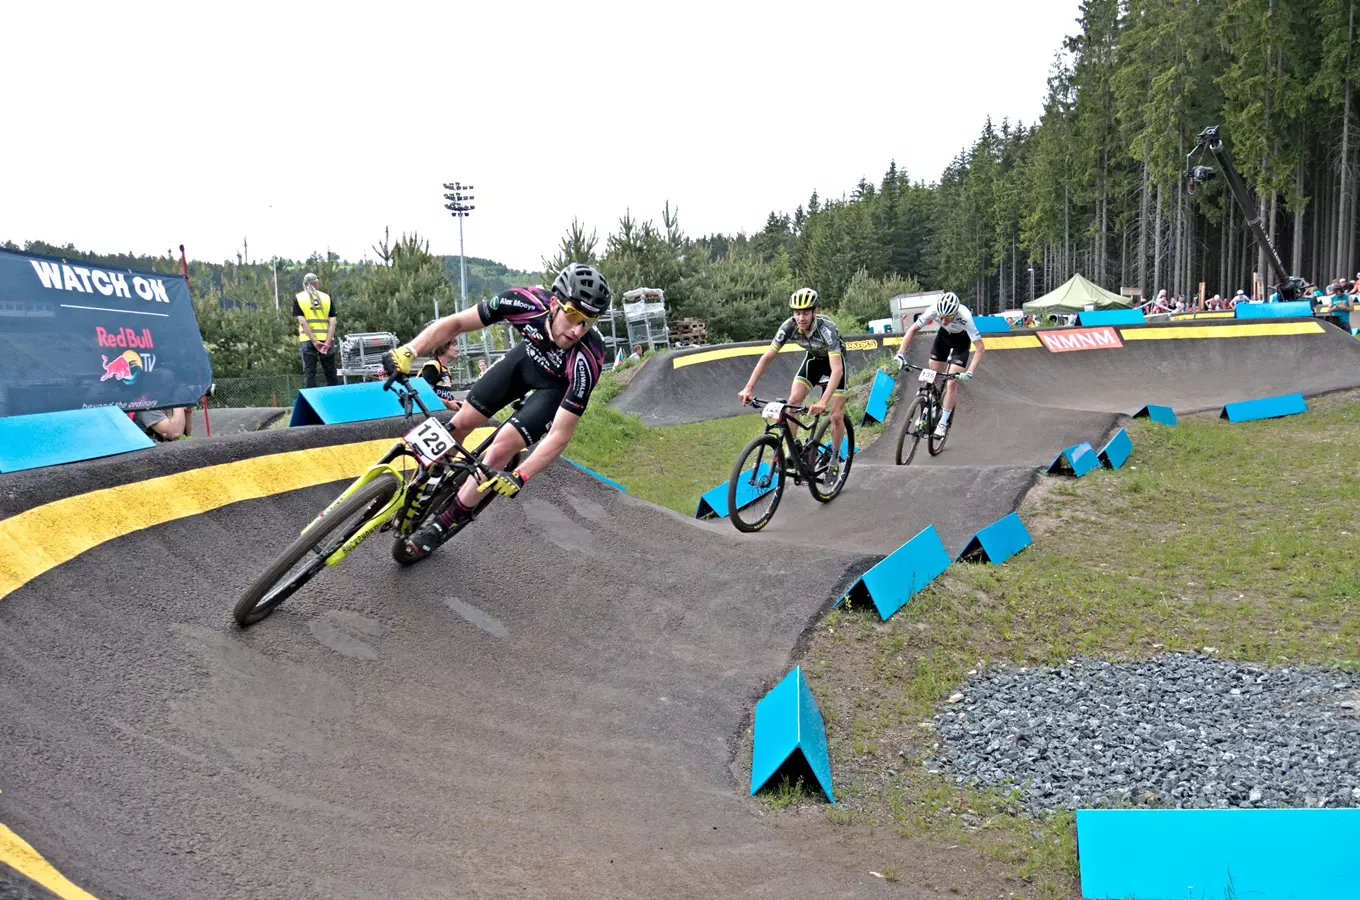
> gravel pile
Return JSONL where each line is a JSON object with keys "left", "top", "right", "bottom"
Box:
{"left": 928, "top": 654, "right": 1360, "bottom": 814}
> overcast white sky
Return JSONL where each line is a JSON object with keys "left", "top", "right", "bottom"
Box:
{"left": 2, "top": 1, "right": 1081, "bottom": 273}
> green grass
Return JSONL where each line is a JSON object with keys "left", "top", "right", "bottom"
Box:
{"left": 569, "top": 406, "right": 760, "bottom": 514}
{"left": 793, "top": 390, "right": 1360, "bottom": 898}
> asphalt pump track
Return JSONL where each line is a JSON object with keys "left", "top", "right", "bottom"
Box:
{"left": 3, "top": 317, "right": 1359, "bottom": 898}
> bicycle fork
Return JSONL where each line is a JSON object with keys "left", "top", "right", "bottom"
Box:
{"left": 307, "top": 464, "right": 408, "bottom": 566}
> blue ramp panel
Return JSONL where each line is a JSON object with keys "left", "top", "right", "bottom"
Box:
{"left": 1046, "top": 440, "right": 1098, "bottom": 476}
{"left": 750, "top": 667, "right": 834, "bottom": 803}
{"left": 957, "top": 512, "right": 1032, "bottom": 565}
{"left": 289, "top": 379, "right": 444, "bottom": 426}
{"left": 1133, "top": 404, "right": 1178, "bottom": 425}
{"left": 971, "top": 315, "right": 1013, "bottom": 334}
{"left": 1234, "top": 299, "right": 1313, "bottom": 319}
{"left": 1075, "top": 308, "right": 1146, "bottom": 326}
{"left": 860, "top": 369, "right": 895, "bottom": 425}
{"left": 841, "top": 524, "right": 951, "bottom": 619}
{"left": 1221, "top": 392, "right": 1307, "bottom": 422}
{"left": 0, "top": 406, "right": 154, "bottom": 472}
{"left": 1077, "top": 808, "right": 1360, "bottom": 900}
{"left": 1097, "top": 427, "right": 1132, "bottom": 469}
{"left": 695, "top": 461, "right": 773, "bottom": 519}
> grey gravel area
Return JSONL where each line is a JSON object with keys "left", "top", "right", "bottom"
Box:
{"left": 929, "top": 654, "right": 1360, "bottom": 814}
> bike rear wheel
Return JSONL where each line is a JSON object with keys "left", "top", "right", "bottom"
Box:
{"left": 233, "top": 473, "right": 400, "bottom": 627}
{"left": 807, "top": 416, "right": 855, "bottom": 502}
{"left": 727, "top": 434, "right": 786, "bottom": 532}
{"left": 895, "top": 396, "right": 928, "bottom": 466}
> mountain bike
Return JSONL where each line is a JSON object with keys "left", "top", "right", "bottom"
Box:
{"left": 725, "top": 398, "right": 856, "bottom": 533}
{"left": 232, "top": 374, "right": 520, "bottom": 627}
{"left": 894, "top": 363, "right": 962, "bottom": 465}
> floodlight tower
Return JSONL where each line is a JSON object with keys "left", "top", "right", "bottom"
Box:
{"left": 442, "top": 182, "right": 475, "bottom": 311}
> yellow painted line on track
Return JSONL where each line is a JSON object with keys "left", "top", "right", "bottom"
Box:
{"left": 1, "top": 823, "right": 98, "bottom": 899}
{"left": 0, "top": 428, "right": 494, "bottom": 603}
{"left": 1119, "top": 321, "right": 1325, "bottom": 340}
{"left": 977, "top": 334, "right": 1042, "bottom": 350}
{"left": 885, "top": 334, "right": 1039, "bottom": 351}
{"left": 672, "top": 344, "right": 801, "bottom": 369}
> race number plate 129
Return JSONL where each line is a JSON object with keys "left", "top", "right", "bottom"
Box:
{"left": 404, "top": 417, "right": 456, "bottom": 467}
{"left": 918, "top": 368, "right": 938, "bottom": 384}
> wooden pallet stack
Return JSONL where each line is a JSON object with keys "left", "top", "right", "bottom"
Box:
{"left": 670, "top": 317, "right": 707, "bottom": 345}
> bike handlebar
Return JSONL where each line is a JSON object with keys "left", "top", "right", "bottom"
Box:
{"left": 745, "top": 397, "right": 809, "bottom": 414}
{"left": 383, "top": 371, "right": 434, "bottom": 419}
{"left": 897, "top": 363, "right": 964, "bottom": 381}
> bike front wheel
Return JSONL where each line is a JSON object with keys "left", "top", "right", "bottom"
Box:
{"left": 928, "top": 401, "right": 954, "bottom": 456}
{"left": 808, "top": 416, "right": 855, "bottom": 502}
{"left": 895, "top": 396, "right": 928, "bottom": 466}
{"left": 727, "top": 434, "right": 787, "bottom": 532}
{"left": 233, "top": 473, "right": 401, "bottom": 627}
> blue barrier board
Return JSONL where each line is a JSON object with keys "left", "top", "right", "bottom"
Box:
{"left": 289, "top": 379, "right": 444, "bottom": 426}
{"left": 695, "top": 461, "right": 773, "bottom": 519}
{"left": 1234, "top": 299, "right": 1313, "bottom": 319}
{"left": 1097, "top": 427, "right": 1132, "bottom": 469}
{"left": 563, "top": 458, "right": 626, "bottom": 492}
{"left": 1075, "top": 308, "right": 1146, "bottom": 326}
{"left": 861, "top": 369, "right": 895, "bottom": 425}
{"left": 0, "top": 406, "right": 154, "bottom": 472}
{"left": 1220, "top": 393, "right": 1307, "bottom": 422}
{"left": 957, "top": 512, "right": 1032, "bottom": 565}
{"left": 1133, "top": 404, "right": 1177, "bottom": 425}
{"left": 1046, "top": 440, "right": 1098, "bottom": 476}
{"left": 750, "top": 666, "right": 834, "bottom": 802}
{"left": 972, "top": 315, "right": 1013, "bottom": 334}
{"left": 1076, "top": 808, "right": 1360, "bottom": 900}
{"left": 840, "top": 524, "right": 951, "bottom": 619}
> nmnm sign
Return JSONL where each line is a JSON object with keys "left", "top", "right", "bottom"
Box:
{"left": 1037, "top": 326, "right": 1124, "bottom": 353}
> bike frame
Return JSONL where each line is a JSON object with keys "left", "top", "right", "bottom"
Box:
{"left": 902, "top": 365, "right": 959, "bottom": 429}
{"left": 307, "top": 376, "right": 507, "bottom": 567}
{"left": 751, "top": 399, "right": 829, "bottom": 484}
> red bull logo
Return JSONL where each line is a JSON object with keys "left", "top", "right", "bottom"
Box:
{"left": 100, "top": 349, "right": 145, "bottom": 385}
{"left": 96, "top": 326, "right": 155, "bottom": 349}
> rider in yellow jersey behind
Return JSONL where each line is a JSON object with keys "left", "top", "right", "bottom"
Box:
{"left": 737, "top": 287, "right": 848, "bottom": 479}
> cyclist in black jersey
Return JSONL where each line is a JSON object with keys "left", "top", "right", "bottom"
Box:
{"left": 737, "top": 287, "right": 848, "bottom": 478}
{"left": 382, "top": 263, "right": 610, "bottom": 559}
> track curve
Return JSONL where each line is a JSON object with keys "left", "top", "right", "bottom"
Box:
{"left": 4, "top": 317, "right": 1359, "bottom": 899}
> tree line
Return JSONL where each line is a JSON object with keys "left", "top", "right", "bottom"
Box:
{"left": 12, "top": 0, "right": 1357, "bottom": 374}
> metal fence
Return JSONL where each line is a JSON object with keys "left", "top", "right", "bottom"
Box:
{"left": 211, "top": 374, "right": 309, "bottom": 410}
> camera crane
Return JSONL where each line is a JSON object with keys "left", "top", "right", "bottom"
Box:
{"left": 1184, "top": 125, "right": 1308, "bottom": 301}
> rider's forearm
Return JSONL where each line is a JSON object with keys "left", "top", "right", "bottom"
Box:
{"left": 896, "top": 329, "right": 917, "bottom": 357}
{"left": 409, "top": 308, "right": 479, "bottom": 355}
{"left": 968, "top": 343, "right": 985, "bottom": 373}
{"left": 517, "top": 414, "right": 578, "bottom": 480}
{"left": 744, "top": 350, "right": 777, "bottom": 391}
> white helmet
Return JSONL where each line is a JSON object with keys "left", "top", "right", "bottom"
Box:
{"left": 935, "top": 292, "right": 961, "bottom": 317}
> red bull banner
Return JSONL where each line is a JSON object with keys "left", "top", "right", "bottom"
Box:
{"left": 0, "top": 248, "right": 214, "bottom": 417}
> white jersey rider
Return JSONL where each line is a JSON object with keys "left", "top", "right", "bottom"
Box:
{"left": 891, "top": 292, "right": 986, "bottom": 437}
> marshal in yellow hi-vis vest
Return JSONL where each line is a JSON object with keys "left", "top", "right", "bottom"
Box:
{"left": 295, "top": 290, "right": 332, "bottom": 343}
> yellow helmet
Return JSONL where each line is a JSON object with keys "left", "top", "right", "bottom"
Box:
{"left": 789, "top": 287, "right": 819, "bottom": 310}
